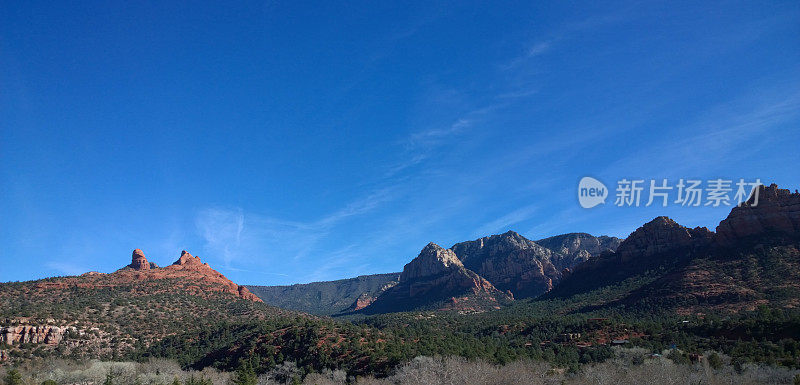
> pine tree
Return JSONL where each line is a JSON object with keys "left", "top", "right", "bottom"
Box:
{"left": 232, "top": 361, "right": 257, "bottom": 385}
{"left": 4, "top": 369, "right": 23, "bottom": 385}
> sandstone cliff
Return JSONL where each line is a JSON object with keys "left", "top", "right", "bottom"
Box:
{"left": 116, "top": 250, "right": 261, "bottom": 302}
{"left": 0, "top": 325, "right": 67, "bottom": 346}
{"left": 716, "top": 184, "right": 800, "bottom": 243}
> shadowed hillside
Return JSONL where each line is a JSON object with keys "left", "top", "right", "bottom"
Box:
{"left": 246, "top": 273, "right": 400, "bottom": 315}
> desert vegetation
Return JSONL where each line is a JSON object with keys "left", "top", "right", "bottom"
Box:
{"left": 3, "top": 348, "right": 800, "bottom": 385}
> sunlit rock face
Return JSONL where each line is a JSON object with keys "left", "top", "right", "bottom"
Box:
{"left": 716, "top": 184, "right": 800, "bottom": 243}
{"left": 399, "top": 243, "right": 463, "bottom": 282}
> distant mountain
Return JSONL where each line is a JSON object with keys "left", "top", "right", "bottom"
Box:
{"left": 449, "top": 231, "right": 560, "bottom": 298}
{"left": 536, "top": 233, "right": 622, "bottom": 264}
{"left": 246, "top": 272, "right": 399, "bottom": 316}
{"left": 357, "top": 229, "right": 614, "bottom": 314}
{"left": 247, "top": 230, "right": 621, "bottom": 315}
{"left": 546, "top": 184, "right": 800, "bottom": 315}
{"left": 359, "top": 243, "right": 511, "bottom": 314}
{"left": 450, "top": 231, "right": 616, "bottom": 299}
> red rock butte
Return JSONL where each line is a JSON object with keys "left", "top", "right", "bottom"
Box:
{"left": 129, "top": 249, "right": 150, "bottom": 270}
{"left": 119, "top": 248, "right": 261, "bottom": 302}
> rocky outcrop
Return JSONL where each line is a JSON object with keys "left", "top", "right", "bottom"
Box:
{"left": 399, "top": 243, "right": 464, "bottom": 282}
{"left": 0, "top": 325, "right": 67, "bottom": 345}
{"left": 615, "top": 217, "right": 713, "bottom": 262}
{"left": 351, "top": 293, "right": 378, "bottom": 311}
{"left": 237, "top": 286, "right": 261, "bottom": 302}
{"left": 537, "top": 233, "right": 622, "bottom": 264}
{"left": 172, "top": 250, "right": 207, "bottom": 268}
{"left": 347, "top": 280, "right": 399, "bottom": 312}
{"left": 716, "top": 184, "right": 800, "bottom": 243}
{"left": 104, "top": 249, "right": 262, "bottom": 302}
{"left": 129, "top": 249, "right": 151, "bottom": 270}
{"left": 150, "top": 250, "right": 262, "bottom": 301}
{"left": 450, "top": 231, "right": 574, "bottom": 298}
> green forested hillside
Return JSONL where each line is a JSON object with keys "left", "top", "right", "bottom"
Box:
{"left": 246, "top": 273, "right": 399, "bottom": 316}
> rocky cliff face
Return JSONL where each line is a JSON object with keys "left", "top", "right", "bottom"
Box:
{"left": 717, "top": 184, "right": 800, "bottom": 243}
{"left": 536, "top": 233, "right": 622, "bottom": 264}
{"left": 126, "top": 248, "right": 161, "bottom": 270}
{"left": 129, "top": 249, "right": 150, "bottom": 270}
{"left": 615, "top": 217, "right": 713, "bottom": 262}
{"left": 399, "top": 243, "right": 464, "bottom": 282}
{"left": 0, "top": 325, "right": 68, "bottom": 345}
{"left": 361, "top": 243, "right": 509, "bottom": 313}
{"left": 346, "top": 280, "right": 399, "bottom": 312}
{"left": 451, "top": 231, "right": 573, "bottom": 298}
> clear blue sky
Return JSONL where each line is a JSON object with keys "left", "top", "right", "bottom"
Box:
{"left": 2, "top": 1, "right": 798, "bottom": 284}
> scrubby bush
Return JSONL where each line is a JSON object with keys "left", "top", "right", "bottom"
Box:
{"left": 4, "top": 352, "right": 800, "bottom": 385}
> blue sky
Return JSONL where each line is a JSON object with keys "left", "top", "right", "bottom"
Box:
{"left": 1, "top": 1, "right": 798, "bottom": 284}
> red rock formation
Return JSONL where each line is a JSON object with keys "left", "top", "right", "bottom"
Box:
{"left": 615, "top": 217, "right": 713, "bottom": 261}
{"left": 172, "top": 250, "right": 206, "bottom": 267}
{"left": 351, "top": 293, "right": 377, "bottom": 311}
{"left": 717, "top": 184, "right": 800, "bottom": 243}
{"left": 104, "top": 249, "right": 261, "bottom": 302}
{"left": 0, "top": 325, "right": 67, "bottom": 345}
{"left": 237, "top": 286, "right": 260, "bottom": 302}
{"left": 129, "top": 249, "right": 150, "bottom": 270}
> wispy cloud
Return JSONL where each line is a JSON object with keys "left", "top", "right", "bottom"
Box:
{"left": 408, "top": 118, "right": 472, "bottom": 147}
{"left": 195, "top": 208, "right": 245, "bottom": 266}
{"left": 602, "top": 88, "right": 800, "bottom": 178}
{"left": 194, "top": 186, "right": 401, "bottom": 275}
{"left": 473, "top": 204, "right": 538, "bottom": 237}
{"left": 501, "top": 41, "right": 553, "bottom": 70}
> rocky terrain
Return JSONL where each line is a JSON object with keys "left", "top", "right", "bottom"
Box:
{"left": 536, "top": 233, "right": 621, "bottom": 264}
{"left": 1, "top": 323, "right": 67, "bottom": 346}
{"left": 347, "top": 231, "right": 621, "bottom": 312}
{"left": 451, "top": 231, "right": 591, "bottom": 298}
{"left": 359, "top": 243, "right": 511, "bottom": 313}
{"left": 241, "top": 184, "right": 800, "bottom": 317}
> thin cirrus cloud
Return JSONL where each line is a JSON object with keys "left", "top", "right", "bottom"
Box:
{"left": 193, "top": 187, "right": 400, "bottom": 273}
{"left": 472, "top": 204, "right": 538, "bottom": 238}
